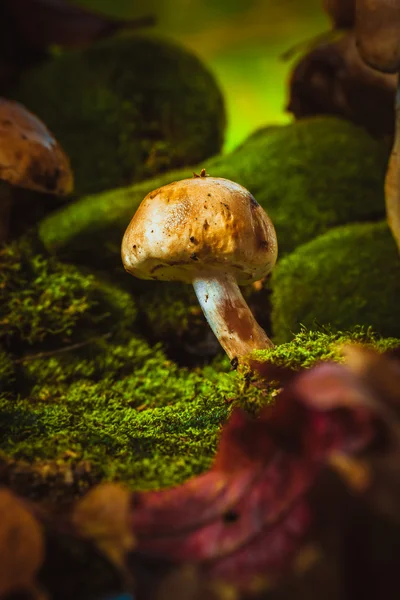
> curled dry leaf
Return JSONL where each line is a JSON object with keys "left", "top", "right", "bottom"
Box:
{"left": 129, "top": 350, "right": 385, "bottom": 594}
{"left": 0, "top": 487, "right": 45, "bottom": 596}
{"left": 73, "top": 482, "right": 135, "bottom": 569}
{"left": 5, "top": 0, "right": 155, "bottom": 50}
{"left": 338, "top": 344, "right": 400, "bottom": 521}
{"left": 287, "top": 31, "right": 396, "bottom": 137}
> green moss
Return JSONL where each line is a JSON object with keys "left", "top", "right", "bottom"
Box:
{"left": 1, "top": 335, "right": 267, "bottom": 492}
{"left": 0, "top": 348, "right": 15, "bottom": 391}
{"left": 250, "top": 325, "right": 400, "bottom": 371}
{"left": 0, "top": 236, "right": 137, "bottom": 354}
{"left": 39, "top": 117, "right": 388, "bottom": 265}
{"left": 3, "top": 323, "right": 398, "bottom": 497}
{"left": 14, "top": 34, "right": 226, "bottom": 196}
{"left": 271, "top": 221, "right": 400, "bottom": 343}
{"left": 132, "top": 279, "right": 207, "bottom": 346}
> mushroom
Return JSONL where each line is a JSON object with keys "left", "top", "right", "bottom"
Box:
{"left": 121, "top": 169, "right": 278, "bottom": 363}
{"left": 0, "top": 97, "right": 73, "bottom": 243}
{"left": 353, "top": 1, "right": 400, "bottom": 253}
{"left": 287, "top": 31, "right": 396, "bottom": 138}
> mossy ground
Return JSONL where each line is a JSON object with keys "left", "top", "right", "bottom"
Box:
{"left": 0, "top": 102, "right": 397, "bottom": 506}
{"left": 271, "top": 221, "right": 400, "bottom": 344}
{"left": 249, "top": 325, "right": 400, "bottom": 371}
{"left": 14, "top": 33, "right": 226, "bottom": 197}
{"left": 0, "top": 237, "right": 263, "bottom": 499}
{"left": 1, "top": 239, "right": 398, "bottom": 502}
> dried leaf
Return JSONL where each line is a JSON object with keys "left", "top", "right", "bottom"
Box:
{"left": 73, "top": 482, "right": 135, "bottom": 569}
{"left": 0, "top": 487, "right": 45, "bottom": 596}
{"left": 129, "top": 356, "right": 381, "bottom": 593}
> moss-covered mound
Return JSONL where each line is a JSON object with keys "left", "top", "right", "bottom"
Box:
{"left": 271, "top": 221, "right": 400, "bottom": 343}
{"left": 13, "top": 34, "right": 226, "bottom": 196}
{"left": 0, "top": 236, "right": 137, "bottom": 358}
{"left": 39, "top": 117, "right": 388, "bottom": 265}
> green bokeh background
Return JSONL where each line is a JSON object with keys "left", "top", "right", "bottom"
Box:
{"left": 73, "top": 0, "right": 329, "bottom": 151}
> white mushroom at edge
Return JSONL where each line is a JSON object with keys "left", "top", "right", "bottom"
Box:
{"left": 121, "top": 170, "right": 278, "bottom": 364}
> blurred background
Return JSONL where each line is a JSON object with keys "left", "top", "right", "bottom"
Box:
{"left": 73, "top": 0, "right": 329, "bottom": 151}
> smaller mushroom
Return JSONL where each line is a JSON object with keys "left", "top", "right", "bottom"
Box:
{"left": 0, "top": 97, "right": 73, "bottom": 243}
{"left": 354, "top": 0, "right": 400, "bottom": 253}
{"left": 121, "top": 170, "right": 278, "bottom": 363}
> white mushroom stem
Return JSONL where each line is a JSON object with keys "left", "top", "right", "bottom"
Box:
{"left": 192, "top": 272, "right": 274, "bottom": 363}
{"left": 385, "top": 73, "right": 400, "bottom": 254}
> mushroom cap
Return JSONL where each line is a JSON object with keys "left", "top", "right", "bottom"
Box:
{"left": 355, "top": 0, "right": 400, "bottom": 73}
{"left": 121, "top": 175, "right": 278, "bottom": 285}
{"left": 0, "top": 98, "right": 73, "bottom": 194}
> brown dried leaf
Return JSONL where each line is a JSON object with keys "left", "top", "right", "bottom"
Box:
{"left": 72, "top": 482, "right": 135, "bottom": 569}
{"left": 0, "top": 487, "right": 45, "bottom": 596}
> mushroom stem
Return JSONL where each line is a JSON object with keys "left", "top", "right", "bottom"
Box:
{"left": 0, "top": 182, "right": 12, "bottom": 244}
{"left": 385, "top": 73, "right": 400, "bottom": 253}
{"left": 192, "top": 272, "right": 274, "bottom": 363}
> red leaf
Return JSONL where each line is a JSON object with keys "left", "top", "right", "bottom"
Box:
{"left": 130, "top": 356, "right": 381, "bottom": 591}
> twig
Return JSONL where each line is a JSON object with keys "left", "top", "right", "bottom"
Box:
{"left": 14, "top": 332, "right": 112, "bottom": 364}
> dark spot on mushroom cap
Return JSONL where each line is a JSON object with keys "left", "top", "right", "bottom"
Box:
{"left": 260, "top": 240, "right": 269, "bottom": 250}
{"left": 148, "top": 187, "right": 162, "bottom": 199}
{"left": 150, "top": 264, "right": 165, "bottom": 274}
{"left": 132, "top": 244, "right": 136, "bottom": 249}
{"left": 190, "top": 236, "right": 198, "bottom": 244}
{"left": 203, "top": 220, "right": 209, "bottom": 230}
{"left": 249, "top": 194, "right": 260, "bottom": 209}
{"left": 27, "top": 159, "right": 62, "bottom": 192}
{"left": 190, "top": 253, "right": 199, "bottom": 261}
{"left": 1, "top": 119, "right": 12, "bottom": 127}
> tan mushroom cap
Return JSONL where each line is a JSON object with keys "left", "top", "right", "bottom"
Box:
{"left": 0, "top": 98, "right": 73, "bottom": 195}
{"left": 122, "top": 174, "right": 278, "bottom": 285}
